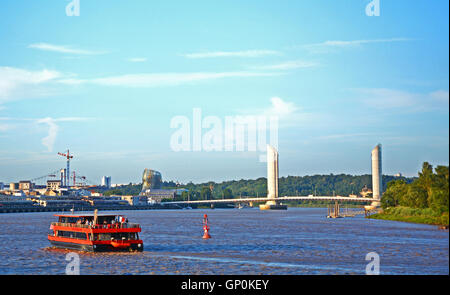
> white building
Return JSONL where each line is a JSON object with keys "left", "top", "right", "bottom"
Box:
{"left": 101, "top": 176, "right": 112, "bottom": 188}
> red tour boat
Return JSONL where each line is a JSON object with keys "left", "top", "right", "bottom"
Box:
{"left": 48, "top": 211, "right": 143, "bottom": 252}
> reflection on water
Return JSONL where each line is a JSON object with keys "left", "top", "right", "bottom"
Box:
{"left": 0, "top": 208, "right": 448, "bottom": 275}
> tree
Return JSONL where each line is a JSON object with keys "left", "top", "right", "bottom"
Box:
{"left": 405, "top": 183, "right": 428, "bottom": 208}
{"left": 201, "top": 186, "right": 212, "bottom": 200}
{"left": 381, "top": 179, "right": 408, "bottom": 208}
{"left": 429, "top": 165, "right": 449, "bottom": 214}
{"left": 417, "top": 162, "right": 434, "bottom": 202}
{"left": 223, "top": 188, "right": 233, "bottom": 199}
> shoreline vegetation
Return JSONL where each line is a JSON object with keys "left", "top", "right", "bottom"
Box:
{"left": 370, "top": 162, "right": 449, "bottom": 227}
{"left": 368, "top": 207, "right": 449, "bottom": 227}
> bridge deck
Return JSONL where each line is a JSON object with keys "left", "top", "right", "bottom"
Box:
{"left": 162, "top": 196, "right": 375, "bottom": 205}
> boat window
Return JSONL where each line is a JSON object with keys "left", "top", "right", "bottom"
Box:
{"left": 58, "top": 217, "right": 80, "bottom": 223}
{"left": 97, "top": 233, "right": 112, "bottom": 241}
{"left": 97, "top": 216, "right": 116, "bottom": 224}
{"left": 57, "top": 230, "right": 87, "bottom": 240}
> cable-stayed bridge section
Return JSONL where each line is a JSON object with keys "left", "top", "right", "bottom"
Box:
{"left": 162, "top": 196, "right": 375, "bottom": 206}
{"left": 162, "top": 144, "right": 383, "bottom": 211}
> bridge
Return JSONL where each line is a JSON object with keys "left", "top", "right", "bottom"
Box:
{"left": 162, "top": 196, "right": 374, "bottom": 206}
{"left": 160, "top": 144, "right": 383, "bottom": 211}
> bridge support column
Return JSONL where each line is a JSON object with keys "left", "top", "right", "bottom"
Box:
{"left": 259, "top": 200, "right": 287, "bottom": 210}
{"left": 259, "top": 145, "right": 287, "bottom": 210}
{"left": 367, "top": 144, "right": 382, "bottom": 210}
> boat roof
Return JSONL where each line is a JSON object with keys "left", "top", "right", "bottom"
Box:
{"left": 54, "top": 213, "right": 123, "bottom": 218}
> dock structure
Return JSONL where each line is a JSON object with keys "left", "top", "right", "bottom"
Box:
{"left": 327, "top": 202, "right": 366, "bottom": 218}
{"left": 327, "top": 201, "right": 341, "bottom": 218}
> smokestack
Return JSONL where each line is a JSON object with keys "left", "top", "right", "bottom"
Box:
{"left": 371, "top": 144, "right": 382, "bottom": 200}
{"left": 267, "top": 145, "right": 279, "bottom": 199}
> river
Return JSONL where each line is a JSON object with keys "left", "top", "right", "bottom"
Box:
{"left": 0, "top": 208, "right": 448, "bottom": 275}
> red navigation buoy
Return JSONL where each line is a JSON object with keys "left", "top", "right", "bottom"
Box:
{"left": 202, "top": 214, "right": 211, "bottom": 239}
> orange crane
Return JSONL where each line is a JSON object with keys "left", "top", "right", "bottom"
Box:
{"left": 58, "top": 149, "right": 73, "bottom": 187}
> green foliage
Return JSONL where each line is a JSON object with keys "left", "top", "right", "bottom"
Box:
{"left": 381, "top": 179, "right": 408, "bottom": 208}
{"left": 103, "top": 189, "right": 123, "bottom": 196}
{"left": 102, "top": 174, "right": 413, "bottom": 203}
{"left": 181, "top": 174, "right": 408, "bottom": 201}
{"left": 378, "top": 163, "right": 449, "bottom": 225}
{"left": 370, "top": 206, "right": 449, "bottom": 226}
{"left": 381, "top": 163, "right": 448, "bottom": 211}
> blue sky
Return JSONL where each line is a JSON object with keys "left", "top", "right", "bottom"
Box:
{"left": 0, "top": 0, "right": 448, "bottom": 185}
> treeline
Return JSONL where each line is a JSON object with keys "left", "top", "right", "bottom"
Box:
{"left": 180, "top": 174, "right": 409, "bottom": 201}
{"left": 104, "top": 174, "right": 412, "bottom": 201}
{"left": 381, "top": 162, "right": 449, "bottom": 214}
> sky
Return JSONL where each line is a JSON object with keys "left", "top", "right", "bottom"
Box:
{"left": 0, "top": 0, "right": 448, "bottom": 185}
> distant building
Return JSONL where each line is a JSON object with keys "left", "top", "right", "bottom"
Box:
{"left": 121, "top": 195, "right": 148, "bottom": 206}
{"left": 141, "top": 169, "right": 162, "bottom": 193}
{"left": 142, "top": 189, "right": 179, "bottom": 202}
{"left": 19, "top": 181, "right": 33, "bottom": 191}
{"left": 101, "top": 176, "right": 112, "bottom": 188}
{"left": 9, "top": 182, "right": 19, "bottom": 191}
{"left": 394, "top": 173, "right": 402, "bottom": 177}
{"left": 47, "top": 180, "right": 62, "bottom": 191}
{"left": 360, "top": 185, "right": 373, "bottom": 198}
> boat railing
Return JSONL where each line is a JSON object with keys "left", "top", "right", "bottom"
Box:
{"left": 51, "top": 222, "right": 140, "bottom": 229}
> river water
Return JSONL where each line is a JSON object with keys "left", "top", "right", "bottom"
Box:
{"left": 0, "top": 208, "right": 448, "bottom": 275}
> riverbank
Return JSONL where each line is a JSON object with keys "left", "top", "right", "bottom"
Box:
{"left": 368, "top": 207, "right": 449, "bottom": 227}
{"left": 0, "top": 204, "right": 181, "bottom": 214}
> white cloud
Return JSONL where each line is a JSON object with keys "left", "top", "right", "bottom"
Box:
{"left": 351, "top": 88, "right": 449, "bottom": 111}
{"left": 37, "top": 118, "right": 59, "bottom": 152}
{"left": 1, "top": 66, "right": 283, "bottom": 104}
{"left": 127, "top": 57, "right": 148, "bottom": 63}
{"left": 0, "top": 67, "right": 62, "bottom": 102}
{"left": 429, "top": 90, "right": 450, "bottom": 104}
{"left": 36, "top": 117, "right": 91, "bottom": 152}
{"left": 183, "top": 50, "right": 281, "bottom": 59}
{"left": 251, "top": 60, "right": 318, "bottom": 70}
{"left": 237, "top": 97, "right": 317, "bottom": 129}
{"left": 60, "top": 71, "right": 282, "bottom": 88}
{"left": 0, "top": 123, "right": 13, "bottom": 132}
{"left": 320, "top": 38, "right": 413, "bottom": 47}
{"left": 264, "top": 97, "right": 299, "bottom": 117}
{"left": 300, "top": 38, "right": 414, "bottom": 53}
{"left": 28, "top": 43, "right": 107, "bottom": 55}
{"left": 313, "top": 133, "right": 374, "bottom": 141}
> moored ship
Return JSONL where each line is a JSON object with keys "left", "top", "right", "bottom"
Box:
{"left": 48, "top": 210, "right": 143, "bottom": 252}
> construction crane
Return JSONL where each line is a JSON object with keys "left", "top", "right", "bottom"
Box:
{"left": 30, "top": 169, "right": 61, "bottom": 184}
{"left": 58, "top": 149, "right": 73, "bottom": 187}
{"left": 74, "top": 174, "right": 96, "bottom": 187}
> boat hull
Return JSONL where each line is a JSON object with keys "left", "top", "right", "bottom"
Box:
{"left": 49, "top": 239, "right": 143, "bottom": 252}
